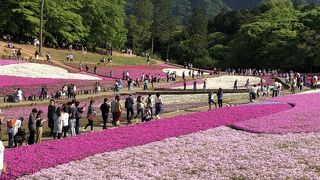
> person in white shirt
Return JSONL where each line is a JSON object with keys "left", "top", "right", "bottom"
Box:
{"left": 249, "top": 84, "right": 259, "bottom": 102}
{"left": 208, "top": 90, "right": 217, "bottom": 110}
{"left": 154, "top": 93, "right": 163, "bottom": 119}
{"left": 17, "top": 88, "right": 23, "bottom": 103}
{"left": 278, "top": 83, "right": 282, "bottom": 96}
{"left": 0, "top": 141, "right": 5, "bottom": 175}
{"left": 313, "top": 75, "right": 318, "bottom": 88}
{"left": 61, "top": 107, "right": 69, "bottom": 138}
{"left": 53, "top": 107, "right": 63, "bottom": 139}
{"left": 146, "top": 94, "right": 154, "bottom": 119}
{"left": 273, "top": 81, "right": 279, "bottom": 97}
{"left": 262, "top": 85, "right": 269, "bottom": 98}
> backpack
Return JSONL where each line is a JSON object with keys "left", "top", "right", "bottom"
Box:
{"left": 14, "top": 128, "right": 26, "bottom": 143}
{"left": 75, "top": 107, "right": 84, "bottom": 119}
{"left": 70, "top": 107, "right": 76, "bottom": 119}
{"left": 125, "top": 97, "right": 130, "bottom": 109}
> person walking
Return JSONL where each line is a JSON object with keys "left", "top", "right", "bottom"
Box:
{"left": 250, "top": 84, "right": 259, "bottom": 102}
{"left": 93, "top": 65, "right": 97, "bottom": 75}
{"left": 203, "top": 79, "right": 207, "bottom": 91}
{"left": 61, "top": 107, "right": 69, "bottom": 138}
{"left": 100, "top": 98, "right": 110, "bottom": 129}
{"left": 234, "top": 80, "right": 238, "bottom": 90}
{"left": 146, "top": 94, "right": 154, "bottom": 119}
{"left": 134, "top": 95, "right": 144, "bottom": 121}
{"left": 28, "top": 108, "right": 38, "bottom": 145}
{"left": 53, "top": 107, "right": 63, "bottom": 139}
{"left": 47, "top": 99, "right": 56, "bottom": 136}
{"left": 183, "top": 79, "right": 187, "bottom": 90}
{"left": 143, "top": 79, "right": 148, "bottom": 91}
{"left": 125, "top": 95, "right": 135, "bottom": 124}
{"left": 273, "top": 81, "right": 280, "bottom": 97}
{"left": 128, "top": 79, "right": 133, "bottom": 91}
{"left": 262, "top": 85, "right": 268, "bottom": 98}
{"left": 84, "top": 100, "right": 96, "bottom": 132}
{"left": 111, "top": 95, "right": 122, "bottom": 126}
{"left": 69, "top": 102, "right": 77, "bottom": 136}
{"left": 35, "top": 110, "right": 46, "bottom": 144}
{"left": 208, "top": 90, "right": 217, "bottom": 110}
{"left": 75, "top": 101, "right": 86, "bottom": 134}
{"left": 193, "top": 79, "right": 197, "bottom": 91}
{"left": 154, "top": 93, "right": 163, "bottom": 119}
{"left": 217, "top": 88, "right": 224, "bottom": 108}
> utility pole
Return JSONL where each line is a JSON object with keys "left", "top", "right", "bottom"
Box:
{"left": 39, "top": 0, "right": 45, "bottom": 55}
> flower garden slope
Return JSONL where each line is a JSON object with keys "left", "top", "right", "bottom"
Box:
{"left": 231, "top": 93, "right": 320, "bottom": 134}
{"left": 2, "top": 103, "right": 291, "bottom": 179}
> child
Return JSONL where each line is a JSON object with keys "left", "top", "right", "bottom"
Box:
{"left": 142, "top": 108, "right": 152, "bottom": 122}
{"left": 262, "top": 85, "right": 268, "bottom": 98}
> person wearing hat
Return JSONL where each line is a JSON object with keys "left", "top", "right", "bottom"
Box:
{"left": 28, "top": 108, "right": 38, "bottom": 145}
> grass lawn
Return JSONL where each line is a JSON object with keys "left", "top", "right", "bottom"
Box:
{"left": 0, "top": 41, "right": 156, "bottom": 65}
{"left": 45, "top": 48, "right": 154, "bottom": 65}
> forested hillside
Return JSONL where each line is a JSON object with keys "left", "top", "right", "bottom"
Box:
{"left": 223, "top": 0, "right": 320, "bottom": 10}
{"left": 1, "top": 0, "right": 320, "bottom": 72}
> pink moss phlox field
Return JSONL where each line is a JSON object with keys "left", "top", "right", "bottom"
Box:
{"left": 0, "top": 60, "right": 24, "bottom": 66}
{"left": 232, "top": 93, "right": 320, "bottom": 134}
{"left": 65, "top": 63, "right": 175, "bottom": 79}
{"left": 19, "top": 127, "right": 320, "bottom": 179}
{"left": 2, "top": 103, "right": 291, "bottom": 179}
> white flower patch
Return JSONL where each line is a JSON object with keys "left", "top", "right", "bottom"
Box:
{"left": 162, "top": 68, "right": 209, "bottom": 77}
{"left": 0, "top": 63, "right": 101, "bottom": 80}
{"left": 175, "top": 75, "right": 261, "bottom": 89}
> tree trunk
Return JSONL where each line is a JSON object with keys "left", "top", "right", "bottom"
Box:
{"left": 166, "top": 41, "right": 170, "bottom": 60}
{"left": 39, "top": 0, "right": 45, "bottom": 55}
{"left": 151, "top": 32, "right": 154, "bottom": 55}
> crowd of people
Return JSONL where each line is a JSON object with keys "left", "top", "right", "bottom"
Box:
{"left": 0, "top": 92, "right": 164, "bottom": 148}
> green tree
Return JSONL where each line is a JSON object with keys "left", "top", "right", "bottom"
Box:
{"left": 126, "top": 0, "right": 153, "bottom": 53}
{"left": 187, "top": 8, "right": 215, "bottom": 68}
{"left": 44, "top": 0, "right": 87, "bottom": 44}
{"left": 150, "top": 0, "right": 173, "bottom": 54}
{"left": 298, "top": 6, "right": 320, "bottom": 71}
{"left": 226, "top": 0, "right": 304, "bottom": 69}
{"left": 79, "top": 0, "right": 127, "bottom": 49}
{"left": 0, "top": 0, "right": 40, "bottom": 41}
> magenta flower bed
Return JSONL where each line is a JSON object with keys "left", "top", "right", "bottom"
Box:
{"left": 0, "top": 60, "right": 24, "bottom": 66}
{"left": 231, "top": 93, "right": 320, "bottom": 134}
{"left": 0, "top": 75, "right": 74, "bottom": 87}
{"left": 2, "top": 103, "right": 291, "bottom": 179}
{"left": 65, "top": 63, "right": 175, "bottom": 79}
